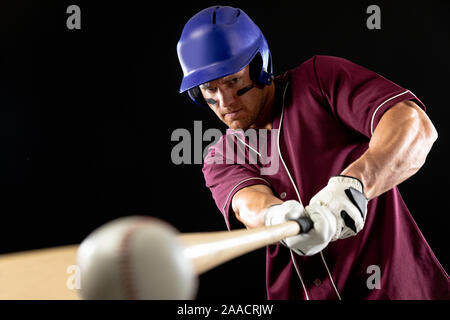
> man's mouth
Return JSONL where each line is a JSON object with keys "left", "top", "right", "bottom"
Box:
{"left": 224, "top": 109, "right": 242, "bottom": 120}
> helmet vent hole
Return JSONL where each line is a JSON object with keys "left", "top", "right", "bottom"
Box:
{"left": 212, "top": 6, "right": 221, "bottom": 24}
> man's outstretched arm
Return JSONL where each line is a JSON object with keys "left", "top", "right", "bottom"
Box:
{"left": 341, "top": 100, "right": 438, "bottom": 200}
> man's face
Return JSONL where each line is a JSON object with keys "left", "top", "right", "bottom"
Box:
{"left": 200, "top": 66, "right": 266, "bottom": 130}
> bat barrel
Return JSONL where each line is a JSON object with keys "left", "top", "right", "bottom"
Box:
{"left": 177, "top": 221, "right": 301, "bottom": 275}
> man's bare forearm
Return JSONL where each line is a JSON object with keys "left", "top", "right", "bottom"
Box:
{"left": 342, "top": 100, "right": 438, "bottom": 200}
{"left": 232, "top": 185, "right": 283, "bottom": 228}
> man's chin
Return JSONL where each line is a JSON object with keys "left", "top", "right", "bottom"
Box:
{"left": 227, "top": 120, "right": 249, "bottom": 130}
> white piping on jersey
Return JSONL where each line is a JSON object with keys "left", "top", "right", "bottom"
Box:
{"left": 320, "top": 251, "right": 342, "bottom": 300}
{"left": 278, "top": 81, "right": 342, "bottom": 300}
{"left": 222, "top": 177, "right": 271, "bottom": 229}
{"left": 370, "top": 90, "right": 412, "bottom": 136}
{"left": 277, "top": 83, "right": 304, "bottom": 208}
{"left": 290, "top": 250, "right": 309, "bottom": 300}
{"left": 277, "top": 82, "right": 310, "bottom": 300}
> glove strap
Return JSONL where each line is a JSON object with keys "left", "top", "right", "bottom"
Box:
{"left": 344, "top": 187, "right": 368, "bottom": 220}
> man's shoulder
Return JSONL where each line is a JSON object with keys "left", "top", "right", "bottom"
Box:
{"left": 293, "top": 55, "right": 355, "bottom": 72}
{"left": 276, "top": 55, "right": 360, "bottom": 85}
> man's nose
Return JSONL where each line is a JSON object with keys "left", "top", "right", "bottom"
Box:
{"left": 217, "top": 88, "right": 236, "bottom": 109}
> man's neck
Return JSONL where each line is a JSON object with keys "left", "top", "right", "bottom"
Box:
{"left": 249, "top": 82, "right": 276, "bottom": 130}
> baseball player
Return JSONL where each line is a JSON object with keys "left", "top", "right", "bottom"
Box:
{"left": 176, "top": 6, "right": 450, "bottom": 299}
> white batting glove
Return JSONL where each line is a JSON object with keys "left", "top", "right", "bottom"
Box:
{"left": 264, "top": 200, "right": 303, "bottom": 227}
{"left": 264, "top": 200, "right": 336, "bottom": 256}
{"left": 309, "top": 175, "right": 368, "bottom": 240}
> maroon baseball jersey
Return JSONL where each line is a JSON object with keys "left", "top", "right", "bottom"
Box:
{"left": 202, "top": 55, "right": 450, "bottom": 299}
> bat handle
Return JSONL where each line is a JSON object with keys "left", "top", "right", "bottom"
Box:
{"left": 291, "top": 216, "right": 314, "bottom": 234}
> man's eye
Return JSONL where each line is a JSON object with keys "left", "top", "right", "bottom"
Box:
{"left": 206, "top": 88, "right": 217, "bottom": 93}
{"left": 231, "top": 78, "right": 240, "bottom": 84}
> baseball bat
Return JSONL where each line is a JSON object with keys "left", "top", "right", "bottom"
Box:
{"left": 75, "top": 215, "right": 313, "bottom": 299}
{"left": 0, "top": 216, "right": 312, "bottom": 299}
{"left": 178, "top": 219, "right": 311, "bottom": 275}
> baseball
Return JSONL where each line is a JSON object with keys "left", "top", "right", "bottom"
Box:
{"left": 77, "top": 216, "right": 198, "bottom": 299}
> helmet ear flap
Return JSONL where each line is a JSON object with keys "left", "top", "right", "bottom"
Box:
{"left": 249, "top": 53, "right": 263, "bottom": 85}
{"left": 249, "top": 52, "right": 273, "bottom": 86}
{"left": 188, "top": 87, "right": 208, "bottom": 107}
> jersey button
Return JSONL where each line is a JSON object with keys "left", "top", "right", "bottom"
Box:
{"left": 280, "top": 192, "right": 287, "bottom": 199}
{"left": 313, "top": 279, "right": 322, "bottom": 287}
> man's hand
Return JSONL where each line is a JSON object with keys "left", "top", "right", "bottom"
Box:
{"left": 264, "top": 200, "right": 337, "bottom": 256}
{"left": 309, "top": 175, "right": 368, "bottom": 240}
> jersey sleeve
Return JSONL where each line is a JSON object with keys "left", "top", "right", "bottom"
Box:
{"left": 202, "top": 135, "right": 272, "bottom": 230}
{"left": 312, "top": 55, "right": 426, "bottom": 138}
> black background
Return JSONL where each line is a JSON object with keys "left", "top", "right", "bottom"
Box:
{"left": 0, "top": 0, "right": 449, "bottom": 300}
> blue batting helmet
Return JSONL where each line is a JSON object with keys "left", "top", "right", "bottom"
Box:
{"left": 176, "top": 6, "right": 273, "bottom": 106}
